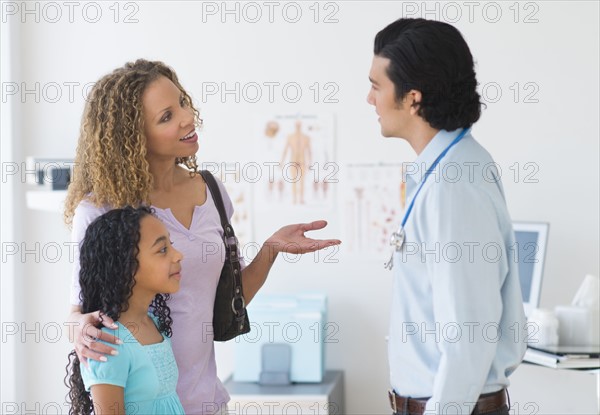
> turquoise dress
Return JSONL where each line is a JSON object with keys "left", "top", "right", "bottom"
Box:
{"left": 81, "top": 315, "right": 184, "bottom": 414}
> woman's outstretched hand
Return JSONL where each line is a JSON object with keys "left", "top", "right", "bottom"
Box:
{"left": 69, "top": 309, "right": 121, "bottom": 367}
{"left": 266, "top": 220, "right": 341, "bottom": 254}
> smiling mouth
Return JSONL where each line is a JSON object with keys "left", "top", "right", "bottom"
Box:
{"left": 180, "top": 130, "right": 196, "bottom": 141}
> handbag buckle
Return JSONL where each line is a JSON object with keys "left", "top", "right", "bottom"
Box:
{"left": 231, "top": 294, "right": 246, "bottom": 314}
{"left": 225, "top": 235, "right": 240, "bottom": 262}
{"left": 225, "top": 234, "right": 239, "bottom": 248}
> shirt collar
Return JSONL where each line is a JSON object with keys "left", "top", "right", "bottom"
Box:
{"left": 403, "top": 129, "right": 466, "bottom": 186}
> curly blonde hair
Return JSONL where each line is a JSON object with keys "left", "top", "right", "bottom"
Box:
{"left": 64, "top": 59, "right": 200, "bottom": 225}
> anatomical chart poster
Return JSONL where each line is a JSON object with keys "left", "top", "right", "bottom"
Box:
{"left": 254, "top": 113, "right": 336, "bottom": 212}
{"left": 340, "top": 163, "right": 407, "bottom": 259}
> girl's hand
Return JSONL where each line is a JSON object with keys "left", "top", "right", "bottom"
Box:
{"left": 70, "top": 309, "right": 121, "bottom": 367}
{"left": 266, "top": 220, "right": 341, "bottom": 254}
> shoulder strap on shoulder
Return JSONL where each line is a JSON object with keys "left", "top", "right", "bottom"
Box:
{"left": 199, "top": 170, "right": 235, "bottom": 239}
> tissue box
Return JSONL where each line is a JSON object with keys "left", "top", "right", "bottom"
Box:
{"left": 234, "top": 293, "right": 327, "bottom": 383}
{"left": 555, "top": 274, "right": 600, "bottom": 347}
{"left": 555, "top": 305, "right": 600, "bottom": 346}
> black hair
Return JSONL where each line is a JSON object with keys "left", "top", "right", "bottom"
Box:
{"left": 65, "top": 206, "right": 173, "bottom": 415}
{"left": 374, "top": 18, "right": 483, "bottom": 130}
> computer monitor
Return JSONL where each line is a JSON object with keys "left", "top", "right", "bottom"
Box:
{"left": 512, "top": 221, "right": 550, "bottom": 317}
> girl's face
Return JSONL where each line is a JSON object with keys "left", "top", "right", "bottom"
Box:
{"left": 134, "top": 215, "right": 183, "bottom": 295}
{"left": 142, "top": 76, "right": 198, "bottom": 162}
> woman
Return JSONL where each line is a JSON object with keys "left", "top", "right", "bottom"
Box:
{"left": 65, "top": 59, "right": 340, "bottom": 414}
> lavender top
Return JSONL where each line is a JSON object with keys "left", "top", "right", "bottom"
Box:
{"left": 70, "top": 178, "right": 244, "bottom": 415}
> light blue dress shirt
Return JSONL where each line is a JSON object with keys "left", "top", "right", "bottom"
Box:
{"left": 388, "top": 129, "right": 527, "bottom": 414}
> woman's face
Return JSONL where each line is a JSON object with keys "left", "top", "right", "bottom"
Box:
{"left": 142, "top": 76, "right": 198, "bottom": 162}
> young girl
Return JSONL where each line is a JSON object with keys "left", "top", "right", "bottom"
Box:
{"left": 66, "top": 206, "right": 184, "bottom": 414}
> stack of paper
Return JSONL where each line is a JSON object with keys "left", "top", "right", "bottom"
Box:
{"left": 523, "top": 346, "right": 600, "bottom": 369}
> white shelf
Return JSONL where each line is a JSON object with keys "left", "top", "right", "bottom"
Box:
{"left": 26, "top": 190, "right": 67, "bottom": 213}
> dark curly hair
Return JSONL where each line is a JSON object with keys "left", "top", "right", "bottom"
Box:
{"left": 65, "top": 206, "right": 173, "bottom": 415}
{"left": 374, "top": 18, "right": 483, "bottom": 130}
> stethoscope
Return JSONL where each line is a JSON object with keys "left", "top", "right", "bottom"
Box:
{"left": 384, "top": 128, "right": 469, "bottom": 270}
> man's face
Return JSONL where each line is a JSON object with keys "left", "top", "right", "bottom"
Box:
{"left": 367, "top": 56, "right": 411, "bottom": 138}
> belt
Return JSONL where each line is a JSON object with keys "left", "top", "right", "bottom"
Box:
{"left": 388, "top": 388, "right": 508, "bottom": 415}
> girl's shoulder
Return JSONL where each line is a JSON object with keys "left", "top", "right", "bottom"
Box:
{"left": 81, "top": 329, "right": 131, "bottom": 388}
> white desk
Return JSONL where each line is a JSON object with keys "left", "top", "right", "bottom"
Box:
{"left": 509, "top": 363, "right": 599, "bottom": 414}
{"left": 224, "top": 370, "right": 344, "bottom": 415}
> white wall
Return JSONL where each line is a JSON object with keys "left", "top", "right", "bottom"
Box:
{"left": 1, "top": 1, "right": 598, "bottom": 414}
{"left": 1, "top": 13, "right": 26, "bottom": 408}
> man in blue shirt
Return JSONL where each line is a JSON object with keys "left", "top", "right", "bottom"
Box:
{"left": 367, "top": 18, "right": 527, "bottom": 415}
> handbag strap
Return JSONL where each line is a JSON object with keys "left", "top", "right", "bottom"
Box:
{"left": 200, "top": 170, "right": 236, "bottom": 242}
{"left": 199, "top": 170, "right": 246, "bottom": 308}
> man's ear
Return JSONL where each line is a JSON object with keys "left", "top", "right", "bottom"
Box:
{"left": 407, "top": 90, "right": 423, "bottom": 115}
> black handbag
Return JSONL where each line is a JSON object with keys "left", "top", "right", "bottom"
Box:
{"left": 200, "top": 170, "right": 250, "bottom": 341}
